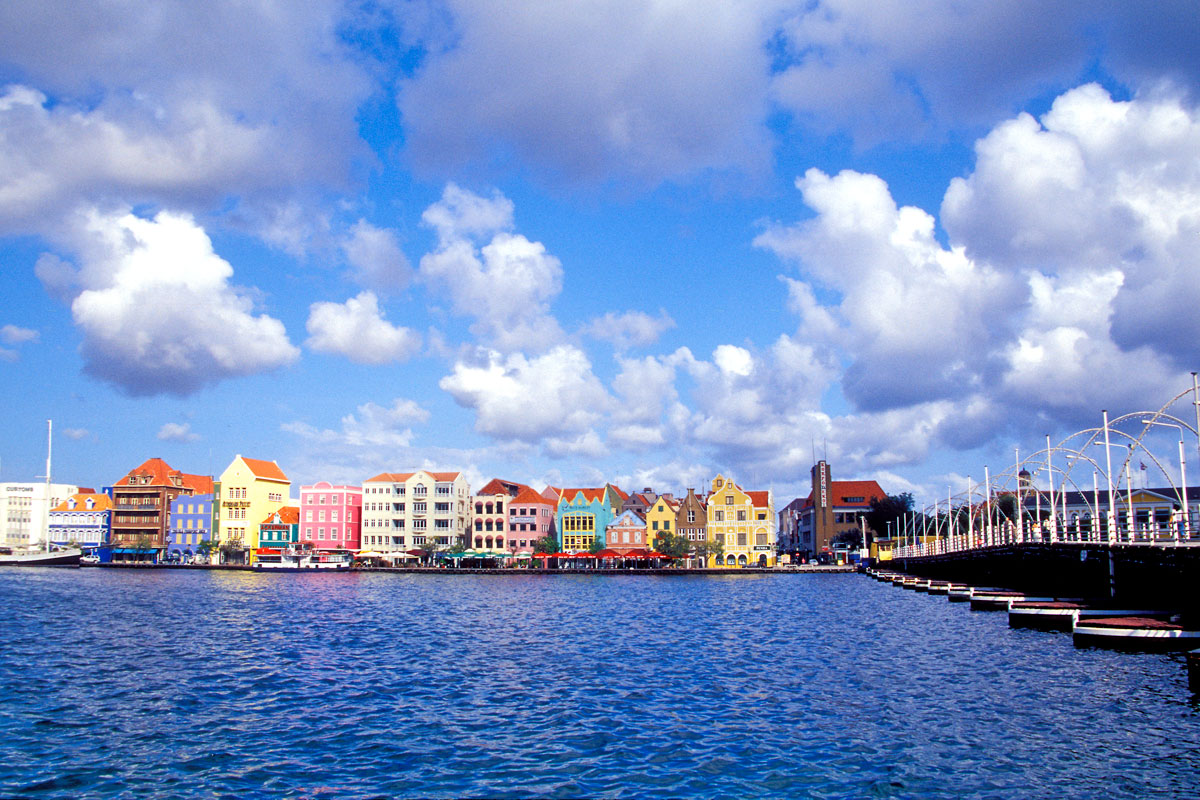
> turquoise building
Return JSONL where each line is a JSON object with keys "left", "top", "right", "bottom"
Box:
{"left": 554, "top": 485, "right": 627, "bottom": 552}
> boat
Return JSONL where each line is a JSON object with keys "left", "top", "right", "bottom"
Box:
{"left": 255, "top": 547, "right": 352, "bottom": 570}
{"left": 0, "top": 421, "right": 82, "bottom": 568}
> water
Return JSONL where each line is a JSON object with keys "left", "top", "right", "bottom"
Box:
{"left": 2, "top": 569, "right": 1199, "bottom": 799}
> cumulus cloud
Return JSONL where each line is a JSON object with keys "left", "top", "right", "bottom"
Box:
{"left": 586, "top": 310, "right": 675, "bottom": 351}
{"left": 157, "top": 422, "right": 200, "bottom": 443}
{"left": 942, "top": 83, "right": 1200, "bottom": 368}
{"left": 306, "top": 292, "right": 422, "bottom": 364}
{"left": 440, "top": 345, "right": 611, "bottom": 444}
{"left": 343, "top": 220, "right": 412, "bottom": 294}
{"left": 397, "top": 0, "right": 775, "bottom": 185}
{"left": 0, "top": 2, "right": 371, "bottom": 234}
{"left": 419, "top": 184, "right": 564, "bottom": 351}
{"left": 42, "top": 209, "right": 299, "bottom": 395}
{"left": 60, "top": 427, "right": 90, "bottom": 441}
{"left": 756, "top": 168, "right": 1020, "bottom": 410}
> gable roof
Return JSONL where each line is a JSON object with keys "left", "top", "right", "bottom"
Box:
{"left": 512, "top": 486, "right": 552, "bottom": 505}
{"left": 51, "top": 492, "right": 112, "bottom": 513}
{"left": 240, "top": 457, "right": 289, "bottom": 482}
{"left": 365, "top": 470, "right": 462, "bottom": 484}
{"left": 261, "top": 505, "right": 300, "bottom": 525}
{"left": 117, "top": 457, "right": 183, "bottom": 487}
{"left": 477, "top": 478, "right": 531, "bottom": 498}
{"left": 182, "top": 474, "right": 214, "bottom": 494}
{"left": 747, "top": 490, "right": 771, "bottom": 508}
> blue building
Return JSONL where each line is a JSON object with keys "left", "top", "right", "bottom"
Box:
{"left": 168, "top": 493, "right": 213, "bottom": 561}
{"left": 553, "top": 485, "right": 628, "bottom": 552}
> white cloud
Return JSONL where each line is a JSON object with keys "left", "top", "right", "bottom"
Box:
{"left": 0, "top": 324, "right": 38, "bottom": 345}
{"left": 419, "top": 185, "right": 564, "bottom": 352}
{"left": 305, "top": 292, "right": 422, "bottom": 364}
{"left": 61, "top": 427, "right": 90, "bottom": 441}
{"left": 157, "top": 422, "right": 200, "bottom": 443}
{"left": 586, "top": 310, "right": 675, "bottom": 351}
{"left": 397, "top": 1, "right": 775, "bottom": 186}
{"left": 942, "top": 83, "right": 1200, "bottom": 367}
{"left": 45, "top": 209, "right": 299, "bottom": 395}
{"left": 343, "top": 220, "right": 412, "bottom": 294}
{"left": 439, "top": 345, "right": 611, "bottom": 444}
{"left": 0, "top": 3, "right": 371, "bottom": 234}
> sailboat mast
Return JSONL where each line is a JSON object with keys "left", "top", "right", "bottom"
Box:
{"left": 44, "top": 419, "right": 51, "bottom": 552}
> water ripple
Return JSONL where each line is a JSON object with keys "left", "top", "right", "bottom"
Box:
{"left": 1, "top": 569, "right": 1198, "bottom": 798}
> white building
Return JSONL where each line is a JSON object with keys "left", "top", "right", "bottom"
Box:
{"left": 361, "top": 470, "right": 471, "bottom": 555}
{"left": 1, "top": 482, "right": 80, "bottom": 549}
{"left": 49, "top": 492, "right": 112, "bottom": 550}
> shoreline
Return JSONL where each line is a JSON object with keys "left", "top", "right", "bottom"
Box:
{"left": 86, "top": 563, "right": 856, "bottom": 576}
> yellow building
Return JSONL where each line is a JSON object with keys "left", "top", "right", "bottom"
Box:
{"left": 217, "top": 455, "right": 290, "bottom": 563}
{"left": 644, "top": 494, "right": 680, "bottom": 550}
{"left": 706, "top": 474, "right": 776, "bottom": 567}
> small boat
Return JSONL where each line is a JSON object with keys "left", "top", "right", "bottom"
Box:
{"left": 255, "top": 548, "right": 352, "bottom": 570}
{"left": 1073, "top": 616, "right": 1200, "bottom": 651}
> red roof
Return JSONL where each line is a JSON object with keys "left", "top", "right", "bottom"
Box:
{"left": 51, "top": 492, "right": 112, "bottom": 512}
{"left": 261, "top": 506, "right": 300, "bottom": 525}
{"left": 747, "top": 490, "right": 771, "bottom": 507}
{"left": 512, "top": 486, "right": 552, "bottom": 505}
{"left": 182, "top": 473, "right": 214, "bottom": 494}
{"left": 801, "top": 480, "right": 886, "bottom": 509}
{"left": 476, "top": 478, "right": 532, "bottom": 498}
{"left": 240, "top": 457, "right": 289, "bottom": 482}
{"left": 366, "top": 470, "right": 461, "bottom": 483}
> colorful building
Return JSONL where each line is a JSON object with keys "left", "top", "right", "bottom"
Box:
{"left": 300, "top": 482, "right": 362, "bottom": 555}
{"left": 48, "top": 491, "right": 110, "bottom": 551}
{"left": 674, "top": 488, "right": 709, "bottom": 568}
{"left": 644, "top": 493, "right": 679, "bottom": 550}
{"left": 554, "top": 484, "right": 628, "bottom": 552}
{"left": 167, "top": 492, "right": 213, "bottom": 561}
{"left": 361, "top": 470, "right": 471, "bottom": 555}
{"left": 258, "top": 506, "right": 300, "bottom": 552}
{"left": 784, "top": 462, "right": 885, "bottom": 560}
{"left": 109, "top": 458, "right": 212, "bottom": 562}
{"left": 606, "top": 508, "right": 649, "bottom": 550}
{"left": 471, "top": 478, "right": 531, "bottom": 553}
{"left": 217, "top": 455, "right": 291, "bottom": 564}
{"left": 706, "top": 474, "right": 776, "bottom": 567}
{"left": 507, "top": 486, "right": 559, "bottom": 555}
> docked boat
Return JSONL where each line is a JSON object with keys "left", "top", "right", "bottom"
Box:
{"left": 0, "top": 421, "right": 80, "bottom": 568}
{"left": 1073, "top": 616, "right": 1200, "bottom": 651}
{"left": 255, "top": 548, "right": 352, "bottom": 570}
{"left": 0, "top": 546, "right": 82, "bottom": 567}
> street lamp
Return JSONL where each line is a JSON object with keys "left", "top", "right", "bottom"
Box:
{"left": 1141, "top": 417, "right": 1189, "bottom": 542}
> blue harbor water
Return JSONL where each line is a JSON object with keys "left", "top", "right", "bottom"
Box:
{"left": 3, "top": 569, "right": 1200, "bottom": 799}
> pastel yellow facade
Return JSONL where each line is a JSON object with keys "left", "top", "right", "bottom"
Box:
{"left": 706, "top": 475, "right": 776, "bottom": 567}
{"left": 217, "top": 455, "right": 290, "bottom": 562}
{"left": 644, "top": 495, "right": 678, "bottom": 550}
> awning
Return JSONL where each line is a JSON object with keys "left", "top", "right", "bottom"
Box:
{"left": 257, "top": 548, "right": 282, "bottom": 555}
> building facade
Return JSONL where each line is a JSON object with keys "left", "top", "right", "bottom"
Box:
{"left": 506, "top": 486, "right": 558, "bottom": 554}
{"left": 167, "top": 492, "right": 213, "bottom": 561}
{"left": 606, "top": 508, "right": 649, "bottom": 550}
{"left": 258, "top": 506, "right": 300, "bottom": 552}
{"left": 471, "top": 478, "right": 529, "bottom": 552}
{"left": 299, "top": 482, "right": 362, "bottom": 554}
{"left": 217, "top": 455, "right": 290, "bottom": 563}
{"left": 109, "top": 459, "right": 212, "bottom": 562}
{"left": 554, "top": 484, "right": 628, "bottom": 552}
{"left": 706, "top": 474, "right": 776, "bottom": 567}
{"left": 787, "top": 462, "right": 885, "bottom": 559}
{"left": 674, "top": 488, "right": 709, "bottom": 567}
{"left": 2, "top": 482, "right": 81, "bottom": 549}
{"left": 48, "top": 491, "right": 110, "bottom": 550}
{"left": 644, "top": 494, "right": 679, "bottom": 550}
{"left": 361, "top": 470, "right": 471, "bottom": 554}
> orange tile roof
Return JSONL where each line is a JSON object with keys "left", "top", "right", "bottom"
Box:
{"left": 748, "top": 490, "right": 771, "bottom": 507}
{"left": 182, "top": 473, "right": 214, "bottom": 494}
{"left": 800, "top": 480, "right": 885, "bottom": 509}
{"left": 241, "top": 457, "right": 289, "bottom": 482}
{"left": 512, "top": 486, "right": 552, "bottom": 505}
{"left": 365, "top": 470, "right": 462, "bottom": 484}
{"left": 476, "top": 478, "right": 530, "bottom": 497}
{"left": 51, "top": 492, "right": 112, "bottom": 512}
{"left": 262, "top": 506, "right": 300, "bottom": 525}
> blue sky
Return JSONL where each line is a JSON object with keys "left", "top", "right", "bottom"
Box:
{"left": 2, "top": 1, "right": 1199, "bottom": 508}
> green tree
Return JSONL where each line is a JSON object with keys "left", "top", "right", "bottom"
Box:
{"left": 831, "top": 528, "right": 863, "bottom": 549}
{"left": 864, "top": 493, "right": 914, "bottom": 546}
{"left": 533, "top": 533, "right": 559, "bottom": 554}
{"left": 693, "top": 535, "right": 725, "bottom": 567}
{"left": 654, "top": 529, "right": 692, "bottom": 559}
{"left": 588, "top": 536, "right": 604, "bottom": 554}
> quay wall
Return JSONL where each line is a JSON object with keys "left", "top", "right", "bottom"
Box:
{"left": 893, "top": 543, "right": 1200, "bottom": 621}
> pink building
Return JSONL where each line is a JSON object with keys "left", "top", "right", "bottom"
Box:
{"left": 300, "top": 482, "right": 362, "bottom": 554}
{"left": 470, "top": 479, "right": 557, "bottom": 557}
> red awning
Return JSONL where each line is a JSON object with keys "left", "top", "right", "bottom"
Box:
{"left": 256, "top": 548, "right": 282, "bottom": 555}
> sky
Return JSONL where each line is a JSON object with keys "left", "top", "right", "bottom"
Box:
{"left": 2, "top": 1, "right": 1200, "bottom": 509}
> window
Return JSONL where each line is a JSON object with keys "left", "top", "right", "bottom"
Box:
{"left": 757, "top": 512, "right": 766, "bottom": 520}
{"left": 738, "top": 510, "right": 747, "bottom": 521}
{"left": 318, "top": 510, "right": 326, "bottom": 522}
{"left": 435, "top": 519, "right": 450, "bottom": 530}
{"left": 725, "top": 495, "right": 733, "bottom": 505}
{"left": 738, "top": 532, "right": 748, "bottom": 546}
{"left": 756, "top": 532, "right": 768, "bottom": 546}
{"left": 395, "top": 486, "right": 405, "bottom": 496}
{"left": 413, "top": 519, "right": 426, "bottom": 530}
{"left": 687, "top": 510, "right": 695, "bottom": 523}
{"left": 414, "top": 502, "right": 427, "bottom": 513}
{"left": 305, "top": 510, "right": 313, "bottom": 522}
{"left": 331, "top": 510, "right": 339, "bottom": 523}
{"left": 714, "top": 510, "right": 724, "bottom": 521}
{"left": 652, "top": 520, "right": 659, "bottom": 530}
{"left": 436, "top": 484, "right": 451, "bottom": 495}
{"left": 435, "top": 502, "right": 450, "bottom": 513}
{"left": 414, "top": 485, "right": 428, "bottom": 497}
